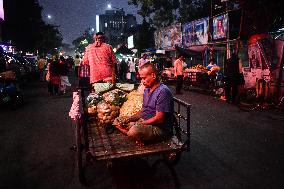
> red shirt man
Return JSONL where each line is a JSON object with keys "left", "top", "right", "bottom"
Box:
{"left": 83, "top": 32, "right": 116, "bottom": 83}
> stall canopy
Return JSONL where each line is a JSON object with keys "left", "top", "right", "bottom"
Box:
{"left": 115, "top": 45, "right": 134, "bottom": 55}
{"left": 175, "top": 45, "right": 203, "bottom": 57}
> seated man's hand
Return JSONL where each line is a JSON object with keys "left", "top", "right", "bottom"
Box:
{"left": 113, "top": 116, "right": 131, "bottom": 126}
{"left": 114, "top": 124, "right": 129, "bottom": 135}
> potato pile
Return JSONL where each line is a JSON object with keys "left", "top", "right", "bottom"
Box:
{"left": 119, "top": 91, "right": 143, "bottom": 117}
{"left": 97, "top": 101, "right": 120, "bottom": 126}
{"left": 86, "top": 89, "right": 127, "bottom": 127}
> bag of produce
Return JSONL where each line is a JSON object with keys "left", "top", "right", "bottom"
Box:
{"left": 119, "top": 91, "right": 143, "bottom": 117}
{"left": 94, "top": 89, "right": 127, "bottom": 126}
{"left": 97, "top": 101, "right": 120, "bottom": 126}
{"left": 92, "top": 83, "right": 113, "bottom": 93}
{"left": 86, "top": 93, "right": 103, "bottom": 114}
{"left": 103, "top": 89, "right": 127, "bottom": 106}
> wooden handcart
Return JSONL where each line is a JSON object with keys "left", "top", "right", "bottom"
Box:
{"left": 74, "top": 87, "right": 191, "bottom": 184}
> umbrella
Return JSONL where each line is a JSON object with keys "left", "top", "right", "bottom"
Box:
{"left": 115, "top": 45, "right": 134, "bottom": 55}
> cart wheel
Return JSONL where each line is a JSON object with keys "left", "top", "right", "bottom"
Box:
{"left": 163, "top": 151, "right": 181, "bottom": 166}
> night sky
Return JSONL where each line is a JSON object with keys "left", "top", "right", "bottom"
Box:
{"left": 38, "top": 0, "right": 140, "bottom": 45}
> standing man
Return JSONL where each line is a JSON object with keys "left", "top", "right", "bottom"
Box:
{"left": 138, "top": 54, "right": 148, "bottom": 69}
{"left": 174, "top": 54, "right": 184, "bottom": 94}
{"left": 38, "top": 56, "right": 47, "bottom": 81}
{"left": 83, "top": 32, "right": 116, "bottom": 84}
{"left": 74, "top": 55, "right": 80, "bottom": 77}
{"left": 224, "top": 53, "right": 240, "bottom": 104}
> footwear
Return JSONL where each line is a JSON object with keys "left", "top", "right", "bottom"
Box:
{"left": 69, "top": 145, "right": 77, "bottom": 151}
{"left": 69, "top": 144, "right": 85, "bottom": 151}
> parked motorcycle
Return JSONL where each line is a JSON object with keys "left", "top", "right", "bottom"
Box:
{"left": 0, "top": 74, "right": 24, "bottom": 110}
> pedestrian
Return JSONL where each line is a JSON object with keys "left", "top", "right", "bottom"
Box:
{"left": 78, "top": 58, "right": 90, "bottom": 89}
{"left": 38, "top": 56, "right": 46, "bottom": 81}
{"left": 174, "top": 54, "right": 185, "bottom": 95}
{"left": 48, "top": 55, "right": 60, "bottom": 95}
{"left": 74, "top": 55, "right": 80, "bottom": 77}
{"left": 138, "top": 54, "right": 148, "bottom": 68}
{"left": 128, "top": 58, "right": 136, "bottom": 83}
{"left": 120, "top": 58, "right": 128, "bottom": 82}
{"left": 114, "top": 63, "right": 174, "bottom": 143}
{"left": 156, "top": 57, "right": 164, "bottom": 74}
{"left": 59, "top": 56, "right": 71, "bottom": 94}
{"left": 82, "top": 32, "right": 116, "bottom": 84}
{"left": 207, "top": 58, "right": 220, "bottom": 87}
{"left": 224, "top": 53, "right": 240, "bottom": 104}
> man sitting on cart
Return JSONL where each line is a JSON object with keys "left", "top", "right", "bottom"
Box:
{"left": 114, "top": 63, "right": 174, "bottom": 143}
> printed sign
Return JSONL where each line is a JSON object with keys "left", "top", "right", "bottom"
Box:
{"left": 161, "top": 23, "right": 182, "bottom": 51}
{"left": 213, "top": 13, "right": 228, "bottom": 40}
{"left": 182, "top": 17, "right": 209, "bottom": 47}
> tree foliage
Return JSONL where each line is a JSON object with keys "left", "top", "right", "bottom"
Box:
{"left": 129, "top": 0, "right": 283, "bottom": 44}
{"left": 72, "top": 29, "right": 93, "bottom": 53}
{"left": 2, "top": 0, "right": 63, "bottom": 54}
{"left": 136, "top": 20, "right": 155, "bottom": 54}
{"left": 238, "top": 0, "right": 284, "bottom": 35}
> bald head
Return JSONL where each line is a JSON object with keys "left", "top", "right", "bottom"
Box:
{"left": 139, "top": 63, "right": 160, "bottom": 88}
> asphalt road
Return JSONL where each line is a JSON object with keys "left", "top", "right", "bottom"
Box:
{"left": 0, "top": 75, "right": 283, "bottom": 189}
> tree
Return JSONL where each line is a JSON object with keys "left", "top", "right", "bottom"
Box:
{"left": 238, "top": 0, "right": 284, "bottom": 36}
{"left": 128, "top": 0, "right": 180, "bottom": 27}
{"left": 136, "top": 20, "right": 156, "bottom": 53}
{"left": 36, "top": 24, "right": 63, "bottom": 55}
{"left": 72, "top": 29, "right": 93, "bottom": 53}
{"left": 2, "top": 0, "right": 63, "bottom": 54}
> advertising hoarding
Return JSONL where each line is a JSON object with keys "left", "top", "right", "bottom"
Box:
{"left": 182, "top": 17, "right": 209, "bottom": 47}
{"left": 213, "top": 13, "right": 228, "bottom": 40}
{"left": 161, "top": 23, "right": 182, "bottom": 51}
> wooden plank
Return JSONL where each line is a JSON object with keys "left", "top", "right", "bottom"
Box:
{"left": 87, "top": 125, "right": 184, "bottom": 160}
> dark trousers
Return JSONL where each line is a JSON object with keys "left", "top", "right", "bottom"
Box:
{"left": 176, "top": 75, "right": 183, "bottom": 93}
{"left": 75, "top": 66, "right": 79, "bottom": 77}
{"left": 48, "top": 81, "right": 59, "bottom": 95}
{"left": 225, "top": 78, "right": 238, "bottom": 103}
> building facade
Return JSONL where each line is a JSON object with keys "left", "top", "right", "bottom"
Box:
{"left": 96, "top": 10, "right": 137, "bottom": 48}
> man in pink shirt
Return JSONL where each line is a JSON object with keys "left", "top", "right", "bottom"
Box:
{"left": 83, "top": 32, "right": 116, "bottom": 84}
{"left": 138, "top": 54, "right": 148, "bottom": 68}
{"left": 174, "top": 54, "right": 184, "bottom": 94}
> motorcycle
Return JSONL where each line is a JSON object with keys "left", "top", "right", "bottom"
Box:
{"left": 0, "top": 75, "right": 24, "bottom": 110}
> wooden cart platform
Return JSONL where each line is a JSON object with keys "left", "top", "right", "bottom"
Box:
{"left": 75, "top": 88, "right": 191, "bottom": 183}
{"left": 87, "top": 124, "right": 184, "bottom": 161}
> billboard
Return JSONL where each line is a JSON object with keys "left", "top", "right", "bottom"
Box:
{"left": 182, "top": 17, "right": 209, "bottom": 47}
{"left": 213, "top": 13, "right": 228, "bottom": 40}
{"left": 154, "top": 29, "right": 163, "bottom": 50}
{"left": 161, "top": 23, "right": 182, "bottom": 51}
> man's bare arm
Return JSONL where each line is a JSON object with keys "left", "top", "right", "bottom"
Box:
{"left": 141, "top": 111, "right": 166, "bottom": 125}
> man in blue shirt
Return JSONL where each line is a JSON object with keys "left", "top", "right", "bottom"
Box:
{"left": 114, "top": 63, "right": 174, "bottom": 142}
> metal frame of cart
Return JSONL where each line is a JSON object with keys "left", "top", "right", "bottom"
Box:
{"left": 74, "top": 87, "right": 191, "bottom": 184}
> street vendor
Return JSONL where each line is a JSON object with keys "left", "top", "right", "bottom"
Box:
{"left": 114, "top": 63, "right": 174, "bottom": 142}
{"left": 83, "top": 32, "right": 117, "bottom": 84}
{"left": 206, "top": 58, "right": 217, "bottom": 70}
